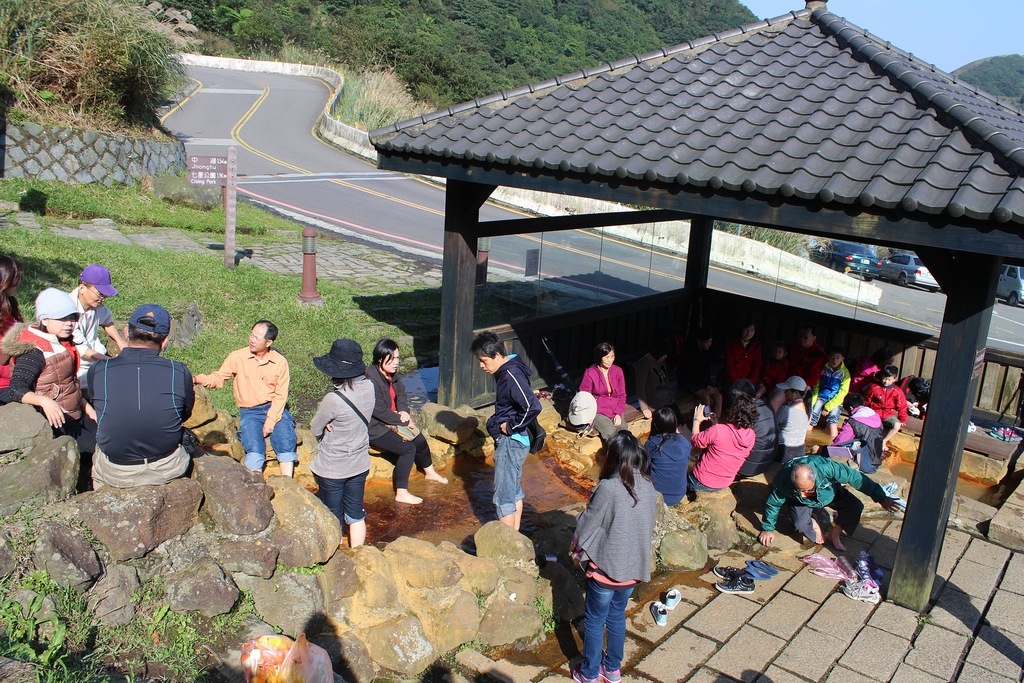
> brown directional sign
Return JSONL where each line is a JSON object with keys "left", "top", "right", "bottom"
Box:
{"left": 188, "top": 155, "right": 228, "bottom": 186}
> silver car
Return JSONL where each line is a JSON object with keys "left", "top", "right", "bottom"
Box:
{"left": 878, "top": 253, "right": 939, "bottom": 292}
{"left": 997, "top": 265, "right": 1024, "bottom": 307}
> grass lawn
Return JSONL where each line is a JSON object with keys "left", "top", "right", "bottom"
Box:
{"left": 0, "top": 227, "right": 410, "bottom": 421}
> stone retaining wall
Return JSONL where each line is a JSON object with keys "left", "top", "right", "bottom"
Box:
{"left": 1, "top": 121, "right": 186, "bottom": 185}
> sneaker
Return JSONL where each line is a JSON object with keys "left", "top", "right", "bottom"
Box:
{"left": 715, "top": 574, "right": 755, "bottom": 594}
{"left": 650, "top": 600, "right": 668, "bottom": 626}
{"left": 712, "top": 565, "right": 746, "bottom": 580}
{"left": 572, "top": 665, "right": 598, "bottom": 683}
{"left": 841, "top": 579, "right": 881, "bottom": 604}
{"left": 599, "top": 665, "right": 621, "bottom": 683}
{"left": 663, "top": 588, "right": 681, "bottom": 610}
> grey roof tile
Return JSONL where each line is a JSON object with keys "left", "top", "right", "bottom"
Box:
{"left": 371, "top": 6, "right": 1024, "bottom": 226}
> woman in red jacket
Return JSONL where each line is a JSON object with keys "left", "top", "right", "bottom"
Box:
{"left": 0, "top": 256, "right": 24, "bottom": 391}
{"left": 724, "top": 321, "right": 761, "bottom": 386}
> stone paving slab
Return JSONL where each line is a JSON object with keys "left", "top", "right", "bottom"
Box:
{"left": 926, "top": 586, "right": 985, "bottom": 635}
{"left": 823, "top": 667, "right": 875, "bottom": 683}
{"left": 685, "top": 594, "right": 761, "bottom": 643}
{"left": 962, "top": 539, "right": 1012, "bottom": 568}
{"left": 703, "top": 624, "right": 785, "bottom": 682}
{"left": 903, "top": 624, "right": 969, "bottom": 681}
{"left": 782, "top": 568, "right": 840, "bottom": 604}
{"left": 756, "top": 665, "right": 811, "bottom": 683}
{"left": 687, "top": 668, "right": 740, "bottom": 683}
{"left": 964, "top": 625, "right": 1024, "bottom": 680}
{"left": 947, "top": 558, "right": 1003, "bottom": 599}
{"left": 761, "top": 550, "right": 805, "bottom": 573}
{"left": 772, "top": 627, "right": 848, "bottom": 682}
{"left": 957, "top": 661, "right": 1018, "bottom": 683}
{"left": 983, "top": 589, "right": 1024, "bottom": 639}
{"left": 127, "top": 229, "right": 208, "bottom": 252}
{"left": 628, "top": 599, "right": 698, "bottom": 644}
{"left": 836, "top": 625, "right": 910, "bottom": 681}
{"left": 806, "top": 593, "right": 876, "bottom": 645}
{"left": 748, "top": 591, "right": 818, "bottom": 640}
{"left": 869, "top": 522, "right": 901, "bottom": 569}
{"left": 999, "top": 553, "right": 1024, "bottom": 595}
{"left": 889, "top": 663, "right": 944, "bottom": 683}
{"left": 49, "top": 223, "right": 132, "bottom": 244}
{"left": 634, "top": 627, "right": 717, "bottom": 682}
{"left": 739, "top": 570, "right": 794, "bottom": 605}
{"left": 866, "top": 601, "right": 920, "bottom": 638}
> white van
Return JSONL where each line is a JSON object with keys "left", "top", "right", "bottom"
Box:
{"left": 997, "top": 265, "right": 1024, "bottom": 307}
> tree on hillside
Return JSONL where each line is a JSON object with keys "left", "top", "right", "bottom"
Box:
{"left": 953, "top": 54, "right": 1024, "bottom": 108}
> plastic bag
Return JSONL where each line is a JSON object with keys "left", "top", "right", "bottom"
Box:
{"left": 240, "top": 633, "right": 333, "bottom": 683}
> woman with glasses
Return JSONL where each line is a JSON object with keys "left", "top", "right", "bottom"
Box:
{"left": 365, "top": 339, "right": 448, "bottom": 504}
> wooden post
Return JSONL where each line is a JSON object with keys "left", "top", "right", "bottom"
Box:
{"left": 224, "top": 147, "right": 237, "bottom": 269}
{"left": 889, "top": 251, "right": 1002, "bottom": 611}
{"left": 684, "top": 216, "right": 714, "bottom": 333}
{"left": 438, "top": 181, "right": 495, "bottom": 407}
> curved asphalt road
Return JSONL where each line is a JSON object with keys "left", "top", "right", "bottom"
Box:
{"left": 163, "top": 66, "right": 1023, "bottom": 352}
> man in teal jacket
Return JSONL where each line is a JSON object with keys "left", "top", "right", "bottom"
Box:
{"left": 759, "top": 457, "right": 900, "bottom": 551}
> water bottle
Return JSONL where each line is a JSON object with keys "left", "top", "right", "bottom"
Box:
{"left": 856, "top": 551, "right": 871, "bottom": 582}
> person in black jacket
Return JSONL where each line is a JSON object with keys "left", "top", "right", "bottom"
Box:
{"left": 471, "top": 331, "right": 541, "bottom": 530}
{"left": 728, "top": 379, "right": 778, "bottom": 479}
{"left": 365, "top": 339, "right": 448, "bottom": 504}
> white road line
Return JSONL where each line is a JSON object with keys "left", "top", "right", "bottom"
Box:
{"left": 993, "top": 311, "right": 1024, "bottom": 329}
{"left": 184, "top": 138, "right": 238, "bottom": 146}
{"left": 990, "top": 337, "right": 1024, "bottom": 349}
{"left": 196, "top": 88, "right": 264, "bottom": 95}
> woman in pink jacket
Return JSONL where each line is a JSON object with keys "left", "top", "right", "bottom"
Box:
{"left": 688, "top": 395, "right": 758, "bottom": 492}
{"left": 579, "top": 342, "right": 627, "bottom": 442}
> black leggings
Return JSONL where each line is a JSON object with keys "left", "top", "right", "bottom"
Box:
{"left": 369, "top": 430, "right": 432, "bottom": 489}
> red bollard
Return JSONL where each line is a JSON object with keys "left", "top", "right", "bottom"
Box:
{"left": 298, "top": 226, "right": 324, "bottom": 304}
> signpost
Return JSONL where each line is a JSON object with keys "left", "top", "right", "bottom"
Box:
{"left": 187, "top": 149, "right": 237, "bottom": 269}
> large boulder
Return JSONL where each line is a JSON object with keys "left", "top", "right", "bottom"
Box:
{"left": 166, "top": 557, "right": 239, "bottom": 617}
{"left": 418, "top": 404, "right": 479, "bottom": 445}
{"left": 31, "top": 519, "right": 102, "bottom": 592}
{"left": 235, "top": 572, "right": 326, "bottom": 638}
{"left": 193, "top": 456, "right": 274, "bottom": 535}
{"left": 659, "top": 510, "right": 709, "bottom": 570}
{"left": 183, "top": 386, "right": 217, "bottom": 429}
{"left": 474, "top": 521, "right": 536, "bottom": 565}
{"left": 399, "top": 584, "right": 480, "bottom": 654}
{"left": 383, "top": 536, "right": 463, "bottom": 588}
{"left": 0, "top": 403, "right": 51, "bottom": 453}
{"left": 318, "top": 550, "right": 359, "bottom": 605}
{"left": 350, "top": 546, "right": 398, "bottom": 612}
{"left": 437, "top": 541, "right": 499, "bottom": 596}
{"left": 76, "top": 478, "right": 203, "bottom": 561}
{"left": 213, "top": 538, "right": 279, "bottom": 579}
{"left": 0, "top": 537, "right": 15, "bottom": 580}
{"left": 0, "top": 436, "right": 79, "bottom": 515}
{"left": 357, "top": 615, "right": 435, "bottom": 675}
{"left": 477, "top": 597, "right": 544, "bottom": 647}
{"left": 311, "top": 632, "right": 375, "bottom": 683}
{"left": 267, "top": 476, "right": 342, "bottom": 567}
{"left": 88, "top": 564, "right": 140, "bottom": 625}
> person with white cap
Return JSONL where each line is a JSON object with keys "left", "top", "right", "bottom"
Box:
{"left": 0, "top": 288, "right": 96, "bottom": 453}
{"left": 69, "top": 264, "right": 125, "bottom": 380}
{"left": 775, "top": 375, "right": 810, "bottom": 463}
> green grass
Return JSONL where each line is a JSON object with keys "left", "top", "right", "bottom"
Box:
{"left": 0, "top": 178, "right": 303, "bottom": 244}
{"left": 0, "top": 227, "right": 412, "bottom": 421}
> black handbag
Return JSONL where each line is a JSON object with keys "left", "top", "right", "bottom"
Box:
{"left": 526, "top": 419, "right": 546, "bottom": 454}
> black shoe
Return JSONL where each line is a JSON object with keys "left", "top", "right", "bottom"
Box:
{"left": 712, "top": 565, "right": 747, "bottom": 580}
{"left": 715, "top": 574, "right": 755, "bottom": 594}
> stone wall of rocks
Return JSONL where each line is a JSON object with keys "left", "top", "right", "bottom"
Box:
{"left": 1, "top": 121, "right": 187, "bottom": 185}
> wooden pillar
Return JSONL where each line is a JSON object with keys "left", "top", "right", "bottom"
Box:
{"left": 889, "top": 250, "right": 1001, "bottom": 611}
{"left": 438, "top": 180, "right": 495, "bottom": 407}
{"left": 684, "top": 216, "right": 714, "bottom": 332}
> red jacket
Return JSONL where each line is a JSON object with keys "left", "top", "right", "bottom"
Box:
{"left": 724, "top": 340, "right": 761, "bottom": 385}
{"left": 788, "top": 341, "right": 825, "bottom": 387}
{"left": 863, "top": 382, "right": 908, "bottom": 423}
{"left": 761, "top": 358, "right": 790, "bottom": 392}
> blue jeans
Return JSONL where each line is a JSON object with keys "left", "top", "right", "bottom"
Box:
{"left": 239, "top": 403, "right": 298, "bottom": 471}
{"left": 580, "top": 578, "right": 634, "bottom": 680}
{"left": 315, "top": 470, "right": 368, "bottom": 525}
{"left": 687, "top": 471, "right": 724, "bottom": 493}
{"left": 809, "top": 398, "right": 842, "bottom": 427}
{"left": 493, "top": 434, "right": 529, "bottom": 519}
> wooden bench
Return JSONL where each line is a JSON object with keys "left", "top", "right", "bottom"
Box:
{"left": 902, "top": 415, "right": 1020, "bottom": 461}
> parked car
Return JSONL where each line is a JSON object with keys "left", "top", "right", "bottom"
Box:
{"left": 997, "top": 265, "right": 1024, "bottom": 307}
{"left": 878, "top": 253, "right": 939, "bottom": 292}
{"left": 812, "top": 240, "right": 881, "bottom": 280}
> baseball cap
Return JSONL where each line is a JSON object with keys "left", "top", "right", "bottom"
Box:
{"left": 80, "top": 264, "right": 118, "bottom": 297}
{"left": 35, "top": 288, "right": 78, "bottom": 322}
{"left": 776, "top": 376, "right": 808, "bottom": 392}
{"left": 129, "top": 304, "right": 171, "bottom": 335}
{"left": 568, "top": 391, "right": 598, "bottom": 426}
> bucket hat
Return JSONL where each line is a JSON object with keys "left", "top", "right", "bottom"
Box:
{"left": 314, "top": 339, "right": 366, "bottom": 379}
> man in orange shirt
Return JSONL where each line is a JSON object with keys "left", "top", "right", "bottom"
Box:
{"left": 194, "top": 320, "right": 297, "bottom": 476}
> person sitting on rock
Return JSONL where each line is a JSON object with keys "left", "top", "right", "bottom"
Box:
{"left": 87, "top": 304, "right": 194, "bottom": 489}
{"left": 645, "top": 406, "right": 689, "bottom": 505}
{"left": 1, "top": 288, "right": 97, "bottom": 456}
{"left": 193, "top": 320, "right": 297, "bottom": 477}
{"left": 365, "top": 338, "right": 448, "bottom": 505}
{"left": 68, "top": 264, "right": 126, "bottom": 386}
{"left": 758, "top": 458, "right": 900, "bottom": 551}
{"left": 687, "top": 395, "right": 757, "bottom": 493}
{"left": 578, "top": 341, "right": 627, "bottom": 442}
{"left": 729, "top": 380, "right": 777, "bottom": 479}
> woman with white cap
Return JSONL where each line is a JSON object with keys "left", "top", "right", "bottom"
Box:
{"left": 1, "top": 288, "right": 97, "bottom": 453}
{"left": 309, "top": 339, "right": 376, "bottom": 548}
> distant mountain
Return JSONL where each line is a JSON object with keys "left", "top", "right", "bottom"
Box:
{"left": 952, "top": 54, "right": 1024, "bottom": 108}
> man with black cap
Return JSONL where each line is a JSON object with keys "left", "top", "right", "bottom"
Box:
{"left": 69, "top": 264, "right": 125, "bottom": 381}
{"left": 87, "top": 304, "right": 195, "bottom": 489}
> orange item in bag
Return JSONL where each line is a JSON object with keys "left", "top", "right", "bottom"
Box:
{"left": 240, "top": 633, "right": 333, "bottom": 683}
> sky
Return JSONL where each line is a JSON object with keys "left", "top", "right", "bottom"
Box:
{"left": 740, "top": 0, "right": 1023, "bottom": 72}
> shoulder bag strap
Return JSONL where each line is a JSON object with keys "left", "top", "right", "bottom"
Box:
{"left": 334, "top": 390, "right": 369, "bottom": 426}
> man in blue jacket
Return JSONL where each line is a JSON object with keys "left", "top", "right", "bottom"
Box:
{"left": 471, "top": 331, "right": 541, "bottom": 531}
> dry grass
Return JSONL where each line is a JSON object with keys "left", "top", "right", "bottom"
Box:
{"left": 334, "top": 67, "right": 434, "bottom": 131}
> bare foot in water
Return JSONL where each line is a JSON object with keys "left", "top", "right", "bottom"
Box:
{"left": 395, "top": 489, "right": 423, "bottom": 505}
{"left": 423, "top": 467, "right": 449, "bottom": 484}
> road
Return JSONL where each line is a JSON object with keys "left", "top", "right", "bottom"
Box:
{"left": 162, "top": 66, "right": 1023, "bottom": 352}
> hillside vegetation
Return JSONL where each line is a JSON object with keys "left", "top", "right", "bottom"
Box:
{"left": 180, "top": 0, "right": 756, "bottom": 107}
{"left": 953, "top": 54, "right": 1024, "bottom": 108}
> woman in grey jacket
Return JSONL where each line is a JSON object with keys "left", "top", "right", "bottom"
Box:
{"left": 310, "top": 339, "right": 376, "bottom": 548}
{"left": 572, "top": 432, "right": 657, "bottom": 683}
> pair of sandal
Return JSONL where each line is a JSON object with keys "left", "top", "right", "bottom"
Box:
{"left": 650, "top": 588, "right": 682, "bottom": 626}
{"left": 800, "top": 552, "right": 858, "bottom": 581}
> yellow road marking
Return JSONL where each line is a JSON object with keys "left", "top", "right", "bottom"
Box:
{"left": 160, "top": 77, "right": 203, "bottom": 124}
